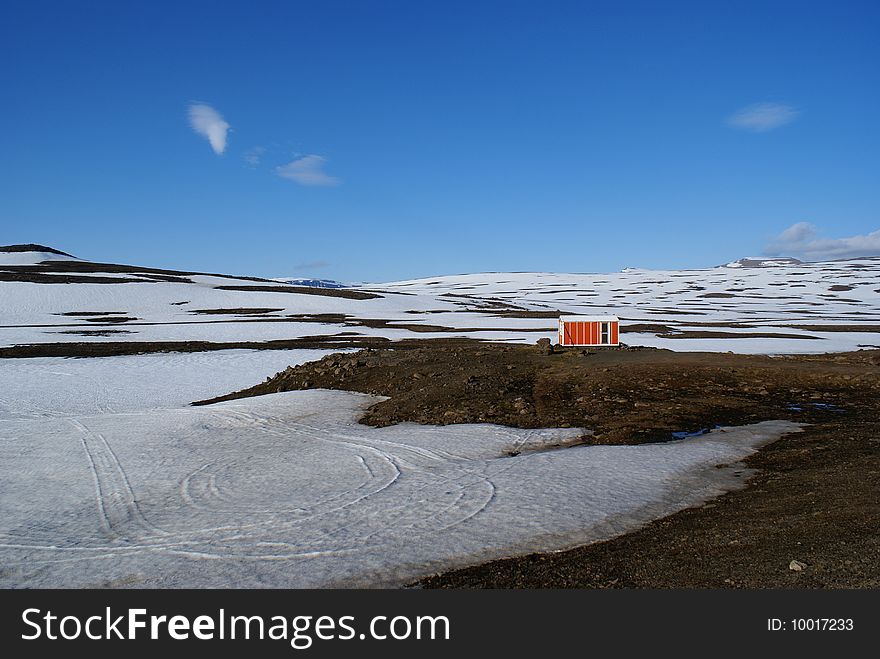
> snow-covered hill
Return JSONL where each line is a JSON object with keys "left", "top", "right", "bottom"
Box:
{"left": 0, "top": 243, "right": 80, "bottom": 265}
{"left": 1, "top": 245, "right": 878, "bottom": 354}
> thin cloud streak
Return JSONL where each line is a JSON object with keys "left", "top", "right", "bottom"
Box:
{"left": 727, "top": 102, "right": 799, "bottom": 132}
{"left": 276, "top": 155, "right": 340, "bottom": 186}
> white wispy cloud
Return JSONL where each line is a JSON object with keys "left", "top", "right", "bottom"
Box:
{"left": 276, "top": 155, "right": 339, "bottom": 186}
{"left": 243, "top": 146, "right": 266, "bottom": 167}
{"left": 726, "top": 102, "right": 799, "bottom": 132}
{"left": 188, "top": 103, "right": 230, "bottom": 154}
{"left": 765, "top": 222, "right": 880, "bottom": 260}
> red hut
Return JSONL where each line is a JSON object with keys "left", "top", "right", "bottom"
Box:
{"left": 558, "top": 315, "right": 619, "bottom": 347}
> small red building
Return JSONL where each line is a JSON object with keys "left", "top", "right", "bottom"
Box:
{"left": 558, "top": 315, "right": 619, "bottom": 347}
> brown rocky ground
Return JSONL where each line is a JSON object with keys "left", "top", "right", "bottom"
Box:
{"left": 197, "top": 340, "right": 880, "bottom": 588}
{"left": 198, "top": 340, "right": 880, "bottom": 445}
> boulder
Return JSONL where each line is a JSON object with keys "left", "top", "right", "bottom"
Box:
{"left": 536, "top": 338, "right": 554, "bottom": 355}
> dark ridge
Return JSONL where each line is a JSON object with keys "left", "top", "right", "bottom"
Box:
{"left": 0, "top": 272, "right": 148, "bottom": 284}
{"left": 0, "top": 336, "right": 477, "bottom": 359}
{"left": 0, "top": 260, "right": 276, "bottom": 283}
{"left": 82, "top": 316, "right": 138, "bottom": 323}
{"left": 56, "top": 329, "right": 135, "bottom": 336}
{"left": 657, "top": 330, "right": 822, "bottom": 340}
{"left": 490, "top": 309, "right": 561, "bottom": 319}
{"left": 622, "top": 323, "right": 677, "bottom": 334}
{"left": 57, "top": 311, "right": 128, "bottom": 317}
{"left": 214, "top": 285, "right": 382, "bottom": 300}
{"left": 191, "top": 308, "right": 286, "bottom": 315}
{"left": 0, "top": 243, "right": 75, "bottom": 256}
{"left": 0, "top": 338, "right": 381, "bottom": 359}
{"left": 784, "top": 324, "right": 880, "bottom": 333}
{"left": 134, "top": 273, "right": 193, "bottom": 283}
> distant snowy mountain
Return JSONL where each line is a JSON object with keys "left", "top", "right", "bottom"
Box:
{"left": 272, "top": 278, "right": 347, "bottom": 288}
{"left": 720, "top": 256, "right": 803, "bottom": 268}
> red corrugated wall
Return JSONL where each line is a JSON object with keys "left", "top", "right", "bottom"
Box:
{"left": 559, "top": 321, "right": 618, "bottom": 346}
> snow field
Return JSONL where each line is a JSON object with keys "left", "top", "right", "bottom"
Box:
{"left": 0, "top": 374, "right": 801, "bottom": 587}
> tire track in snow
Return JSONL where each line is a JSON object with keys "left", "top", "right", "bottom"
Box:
{"left": 161, "top": 408, "right": 487, "bottom": 555}
{"left": 4, "top": 397, "right": 588, "bottom": 567}
{"left": 283, "top": 417, "right": 501, "bottom": 544}
{"left": 69, "top": 418, "right": 167, "bottom": 540}
{"left": 177, "top": 408, "right": 400, "bottom": 518}
{"left": 128, "top": 406, "right": 406, "bottom": 553}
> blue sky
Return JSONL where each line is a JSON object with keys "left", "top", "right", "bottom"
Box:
{"left": 2, "top": 0, "right": 878, "bottom": 281}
